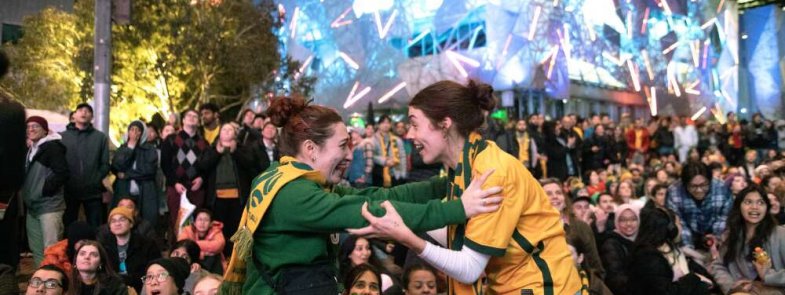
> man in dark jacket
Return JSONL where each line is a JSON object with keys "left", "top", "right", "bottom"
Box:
{"left": 111, "top": 120, "right": 160, "bottom": 227}
{"left": 22, "top": 116, "right": 70, "bottom": 266}
{"left": 60, "top": 103, "right": 110, "bottom": 227}
{"left": 99, "top": 206, "right": 160, "bottom": 293}
{"left": 496, "top": 119, "right": 542, "bottom": 178}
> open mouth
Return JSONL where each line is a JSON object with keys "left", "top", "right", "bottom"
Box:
{"left": 150, "top": 290, "right": 161, "bottom": 295}
{"left": 748, "top": 212, "right": 762, "bottom": 218}
{"left": 414, "top": 143, "right": 424, "bottom": 153}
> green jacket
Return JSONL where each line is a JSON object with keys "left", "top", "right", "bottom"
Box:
{"left": 244, "top": 168, "right": 463, "bottom": 294}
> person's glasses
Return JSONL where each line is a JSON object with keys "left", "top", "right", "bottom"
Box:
{"left": 28, "top": 277, "right": 62, "bottom": 289}
{"left": 688, "top": 182, "right": 710, "bottom": 192}
{"left": 141, "top": 272, "right": 170, "bottom": 285}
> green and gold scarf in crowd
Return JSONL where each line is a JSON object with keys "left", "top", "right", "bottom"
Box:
{"left": 445, "top": 132, "right": 487, "bottom": 295}
{"left": 220, "top": 156, "right": 325, "bottom": 295}
{"left": 377, "top": 133, "right": 400, "bottom": 187}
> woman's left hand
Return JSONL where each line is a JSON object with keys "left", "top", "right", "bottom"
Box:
{"left": 348, "top": 201, "right": 414, "bottom": 240}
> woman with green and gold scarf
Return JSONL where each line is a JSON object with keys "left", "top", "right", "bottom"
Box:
{"left": 220, "top": 96, "right": 503, "bottom": 295}
{"left": 350, "top": 80, "right": 583, "bottom": 295}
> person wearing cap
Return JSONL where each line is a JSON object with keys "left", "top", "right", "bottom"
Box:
{"left": 111, "top": 120, "right": 160, "bottom": 228}
{"left": 23, "top": 116, "right": 70, "bottom": 266}
{"left": 99, "top": 206, "right": 160, "bottom": 292}
{"left": 143, "top": 257, "right": 190, "bottom": 295}
{"left": 60, "top": 103, "right": 110, "bottom": 228}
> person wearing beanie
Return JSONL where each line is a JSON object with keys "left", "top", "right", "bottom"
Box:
{"left": 144, "top": 257, "right": 190, "bottom": 295}
{"left": 111, "top": 120, "right": 160, "bottom": 228}
{"left": 61, "top": 103, "right": 110, "bottom": 228}
{"left": 39, "top": 221, "right": 97, "bottom": 279}
{"left": 599, "top": 203, "right": 641, "bottom": 295}
{"left": 99, "top": 205, "right": 160, "bottom": 292}
{"left": 23, "top": 115, "right": 70, "bottom": 266}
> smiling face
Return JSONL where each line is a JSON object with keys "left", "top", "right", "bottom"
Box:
{"left": 27, "top": 122, "right": 47, "bottom": 142}
{"left": 407, "top": 107, "right": 448, "bottom": 165}
{"left": 348, "top": 238, "right": 372, "bottom": 266}
{"left": 687, "top": 175, "right": 710, "bottom": 201}
{"left": 311, "top": 123, "right": 352, "bottom": 185}
{"left": 76, "top": 245, "right": 101, "bottom": 273}
{"left": 543, "top": 183, "right": 566, "bottom": 212}
{"left": 741, "top": 191, "right": 768, "bottom": 226}
{"left": 617, "top": 209, "right": 639, "bottom": 237}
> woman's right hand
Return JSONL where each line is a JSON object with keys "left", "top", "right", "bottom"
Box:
{"left": 461, "top": 169, "right": 503, "bottom": 218}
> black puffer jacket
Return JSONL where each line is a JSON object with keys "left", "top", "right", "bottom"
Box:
{"left": 627, "top": 247, "right": 710, "bottom": 295}
{"left": 599, "top": 232, "right": 634, "bottom": 295}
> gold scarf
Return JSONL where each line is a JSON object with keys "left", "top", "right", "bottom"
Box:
{"left": 446, "top": 132, "right": 487, "bottom": 295}
{"left": 377, "top": 133, "right": 400, "bottom": 187}
{"left": 517, "top": 134, "right": 530, "bottom": 164}
{"left": 220, "top": 156, "right": 325, "bottom": 295}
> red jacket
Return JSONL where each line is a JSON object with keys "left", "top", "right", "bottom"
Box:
{"left": 626, "top": 128, "right": 650, "bottom": 153}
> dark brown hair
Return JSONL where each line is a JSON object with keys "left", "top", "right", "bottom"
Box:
{"left": 69, "top": 240, "right": 120, "bottom": 295}
{"left": 266, "top": 96, "right": 343, "bottom": 157}
{"left": 409, "top": 80, "right": 496, "bottom": 137}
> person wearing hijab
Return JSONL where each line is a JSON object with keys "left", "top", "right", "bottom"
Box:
{"left": 599, "top": 203, "right": 640, "bottom": 294}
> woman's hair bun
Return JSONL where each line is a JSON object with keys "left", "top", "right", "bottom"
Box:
{"left": 266, "top": 96, "right": 308, "bottom": 127}
{"left": 467, "top": 80, "right": 496, "bottom": 112}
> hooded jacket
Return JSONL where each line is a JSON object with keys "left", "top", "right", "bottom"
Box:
{"left": 22, "top": 132, "right": 69, "bottom": 216}
{"left": 60, "top": 123, "right": 109, "bottom": 199}
{"left": 111, "top": 120, "right": 159, "bottom": 203}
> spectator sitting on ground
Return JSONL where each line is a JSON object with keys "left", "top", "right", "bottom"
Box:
{"left": 401, "top": 264, "right": 437, "bottom": 295}
{"left": 40, "top": 221, "right": 97, "bottom": 279}
{"left": 26, "top": 265, "right": 69, "bottom": 295}
{"left": 142, "top": 239, "right": 207, "bottom": 295}
{"left": 192, "top": 274, "right": 222, "bottom": 295}
{"left": 99, "top": 206, "right": 161, "bottom": 292}
{"left": 666, "top": 160, "right": 732, "bottom": 252}
{"left": 142, "top": 258, "right": 190, "bottom": 295}
{"left": 177, "top": 209, "right": 225, "bottom": 274}
{"left": 70, "top": 240, "right": 129, "bottom": 295}
{"left": 97, "top": 197, "right": 157, "bottom": 248}
{"left": 339, "top": 236, "right": 400, "bottom": 293}
{"left": 599, "top": 203, "right": 640, "bottom": 295}
{"left": 710, "top": 185, "right": 785, "bottom": 294}
{"left": 342, "top": 264, "right": 382, "bottom": 295}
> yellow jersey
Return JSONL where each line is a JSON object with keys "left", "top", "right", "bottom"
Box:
{"left": 446, "top": 133, "right": 581, "bottom": 295}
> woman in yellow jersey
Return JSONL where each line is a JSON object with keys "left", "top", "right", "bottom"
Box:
{"left": 351, "top": 80, "right": 582, "bottom": 295}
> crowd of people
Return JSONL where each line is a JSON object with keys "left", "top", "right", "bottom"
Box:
{"left": 2, "top": 45, "right": 785, "bottom": 294}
